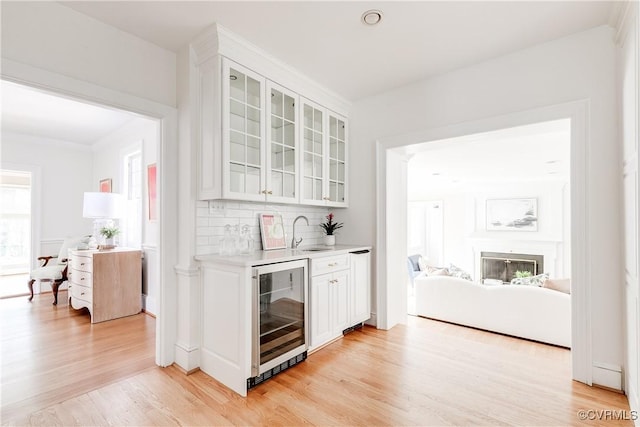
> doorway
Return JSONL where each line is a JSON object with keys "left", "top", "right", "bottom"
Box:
{"left": 0, "top": 73, "right": 177, "bottom": 367}
{"left": 0, "top": 169, "right": 32, "bottom": 298}
{"left": 377, "top": 101, "right": 591, "bottom": 384}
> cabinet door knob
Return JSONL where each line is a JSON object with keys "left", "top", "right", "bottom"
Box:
{"left": 267, "top": 191, "right": 273, "bottom": 195}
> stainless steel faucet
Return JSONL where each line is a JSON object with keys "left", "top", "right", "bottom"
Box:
{"left": 291, "top": 215, "right": 309, "bottom": 248}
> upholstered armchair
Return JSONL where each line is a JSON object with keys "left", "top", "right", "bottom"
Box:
{"left": 28, "top": 236, "right": 86, "bottom": 305}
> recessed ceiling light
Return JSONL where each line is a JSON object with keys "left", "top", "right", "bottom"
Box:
{"left": 545, "top": 160, "right": 559, "bottom": 164}
{"left": 361, "top": 9, "right": 383, "bottom": 26}
{"left": 432, "top": 172, "right": 441, "bottom": 176}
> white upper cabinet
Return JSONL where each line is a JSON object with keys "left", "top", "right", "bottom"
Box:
{"left": 266, "top": 81, "right": 299, "bottom": 203}
{"left": 223, "top": 60, "right": 267, "bottom": 201}
{"left": 299, "top": 98, "right": 348, "bottom": 207}
{"left": 193, "top": 25, "right": 349, "bottom": 206}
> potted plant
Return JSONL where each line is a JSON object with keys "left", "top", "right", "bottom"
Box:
{"left": 319, "top": 213, "right": 343, "bottom": 246}
{"left": 515, "top": 270, "right": 532, "bottom": 279}
{"left": 99, "top": 225, "right": 120, "bottom": 248}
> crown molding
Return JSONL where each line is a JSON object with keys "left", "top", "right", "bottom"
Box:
{"left": 1, "top": 131, "right": 93, "bottom": 152}
{"left": 611, "top": 0, "right": 637, "bottom": 46}
{"left": 189, "top": 23, "right": 351, "bottom": 115}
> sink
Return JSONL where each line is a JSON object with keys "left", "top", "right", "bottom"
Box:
{"left": 299, "top": 247, "right": 331, "bottom": 252}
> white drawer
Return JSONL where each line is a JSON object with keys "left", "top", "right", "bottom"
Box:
{"left": 311, "top": 254, "right": 350, "bottom": 276}
{"left": 71, "top": 283, "right": 92, "bottom": 303}
{"left": 71, "top": 269, "right": 92, "bottom": 286}
{"left": 70, "top": 255, "right": 92, "bottom": 273}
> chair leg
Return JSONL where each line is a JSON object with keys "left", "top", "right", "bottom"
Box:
{"left": 28, "top": 279, "right": 35, "bottom": 301}
{"left": 52, "top": 280, "right": 63, "bottom": 305}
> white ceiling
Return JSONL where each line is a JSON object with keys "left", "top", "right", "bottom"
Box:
{"left": 1, "top": 80, "right": 137, "bottom": 145}
{"left": 59, "top": 1, "right": 616, "bottom": 101}
{"left": 407, "top": 119, "right": 571, "bottom": 192}
{"left": 1, "top": 2, "right": 613, "bottom": 149}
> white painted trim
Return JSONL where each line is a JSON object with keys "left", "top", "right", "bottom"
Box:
{"left": 376, "top": 100, "right": 591, "bottom": 384}
{"left": 191, "top": 24, "right": 351, "bottom": 116}
{"left": 174, "top": 342, "right": 201, "bottom": 372}
{"left": 1, "top": 131, "right": 93, "bottom": 152}
{"left": 627, "top": 380, "right": 640, "bottom": 427}
{"left": 174, "top": 265, "right": 200, "bottom": 277}
{"left": 39, "top": 238, "right": 65, "bottom": 244}
{"left": 592, "top": 362, "right": 623, "bottom": 390}
{"left": 2, "top": 58, "right": 179, "bottom": 369}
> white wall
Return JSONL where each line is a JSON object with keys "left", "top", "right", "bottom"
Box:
{"left": 1, "top": 2, "right": 176, "bottom": 107}
{"left": 409, "top": 180, "right": 570, "bottom": 280}
{"left": 91, "top": 117, "right": 159, "bottom": 314}
{"left": 618, "top": 0, "right": 640, "bottom": 419}
{"left": 346, "top": 26, "right": 622, "bottom": 384}
{"left": 1, "top": 133, "right": 94, "bottom": 247}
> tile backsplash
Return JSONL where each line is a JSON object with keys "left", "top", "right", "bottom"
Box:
{"left": 196, "top": 200, "right": 332, "bottom": 255}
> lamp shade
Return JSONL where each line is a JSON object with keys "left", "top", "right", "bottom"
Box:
{"left": 83, "top": 192, "right": 124, "bottom": 218}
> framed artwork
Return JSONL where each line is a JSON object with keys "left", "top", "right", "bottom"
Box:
{"left": 99, "top": 178, "right": 112, "bottom": 193}
{"left": 486, "top": 198, "right": 538, "bottom": 231}
{"left": 259, "top": 213, "right": 287, "bottom": 250}
{"left": 147, "top": 163, "right": 157, "bottom": 221}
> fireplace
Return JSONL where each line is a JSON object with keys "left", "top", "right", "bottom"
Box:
{"left": 481, "top": 252, "right": 544, "bottom": 283}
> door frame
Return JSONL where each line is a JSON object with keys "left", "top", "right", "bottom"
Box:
{"left": 376, "top": 100, "right": 591, "bottom": 385}
{"left": 1, "top": 59, "right": 179, "bottom": 367}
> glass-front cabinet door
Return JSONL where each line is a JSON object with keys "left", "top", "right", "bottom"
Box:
{"left": 299, "top": 98, "right": 348, "bottom": 207}
{"left": 327, "top": 114, "right": 347, "bottom": 207}
{"left": 266, "top": 82, "right": 298, "bottom": 203}
{"left": 223, "top": 59, "right": 266, "bottom": 201}
{"left": 300, "top": 98, "right": 326, "bottom": 206}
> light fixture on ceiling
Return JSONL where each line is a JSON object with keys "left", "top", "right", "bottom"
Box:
{"left": 361, "top": 9, "right": 383, "bottom": 26}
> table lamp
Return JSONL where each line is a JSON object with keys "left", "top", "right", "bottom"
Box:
{"left": 83, "top": 192, "right": 124, "bottom": 249}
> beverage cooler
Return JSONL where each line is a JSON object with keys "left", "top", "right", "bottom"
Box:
{"left": 249, "top": 259, "right": 308, "bottom": 387}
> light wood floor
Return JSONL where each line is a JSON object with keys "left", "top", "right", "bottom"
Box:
{"left": 1, "top": 292, "right": 632, "bottom": 426}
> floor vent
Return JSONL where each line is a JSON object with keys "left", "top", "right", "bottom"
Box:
{"left": 247, "top": 351, "right": 307, "bottom": 390}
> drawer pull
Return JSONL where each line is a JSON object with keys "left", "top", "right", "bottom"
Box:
{"left": 328, "top": 263, "right": 337, "bottom": 267}
{"left": 81, "top": 292, "right": 85, "bottom": 296}
{"left": 81, "top": 278, "right": 85, "bottom": 280}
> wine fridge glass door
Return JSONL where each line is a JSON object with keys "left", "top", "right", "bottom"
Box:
{"left": 252, "top": 259, "right": 308, "bottom": 376}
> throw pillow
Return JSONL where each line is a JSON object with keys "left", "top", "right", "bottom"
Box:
{"left": 510, "top": 273, "right": 549, "bottom": 286}
{"left": 427, "top": 268, "right": 450, "bottom": 276}
{"left": 417, "top": 256, "right": 428, "bottom": 272}
{"left": 542, "top": 278, "right": 571, "bottom": 294}
{"left": 448, "top": 264, "right": 472, "bottom": 281}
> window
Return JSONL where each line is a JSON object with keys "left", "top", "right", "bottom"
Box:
{"left": 0, "top": 170, "right": 31, "bottom": 275}
{"left": 122, "top": 150, "right": 142, "bottom": 248}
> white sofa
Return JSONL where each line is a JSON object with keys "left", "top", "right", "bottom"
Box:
{"left": 414, "top": 275, "right": 571, "bottom": 347}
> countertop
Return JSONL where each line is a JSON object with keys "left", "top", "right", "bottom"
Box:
{"left": 195, "top": 244, "right": 372, "bottom": 267}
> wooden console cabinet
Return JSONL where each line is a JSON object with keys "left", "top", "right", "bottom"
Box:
{"left": 68, "top": 248, "right": 142, "bottom": 323}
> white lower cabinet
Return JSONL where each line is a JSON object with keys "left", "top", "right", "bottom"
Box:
{"left": 310, "top": 269, "right": 349, "bottom": 349}
{"left": 350, "top": 251, "right": 371, "bottom": 325}
{"left": 309, "top": 251, "right": 371, "bottom": 351}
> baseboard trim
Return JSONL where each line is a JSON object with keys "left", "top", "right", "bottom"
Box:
{"left": 174, "top": 342, "right": 200, "bottom": 372}
{"left": 592, "top": 362, "right": 622, "bottom": 391}
{"left": 172, "top": 363, "right": 201, "bottom": 376}
{"left": 626, "top": 379, "right": 640, "bottom": 427}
